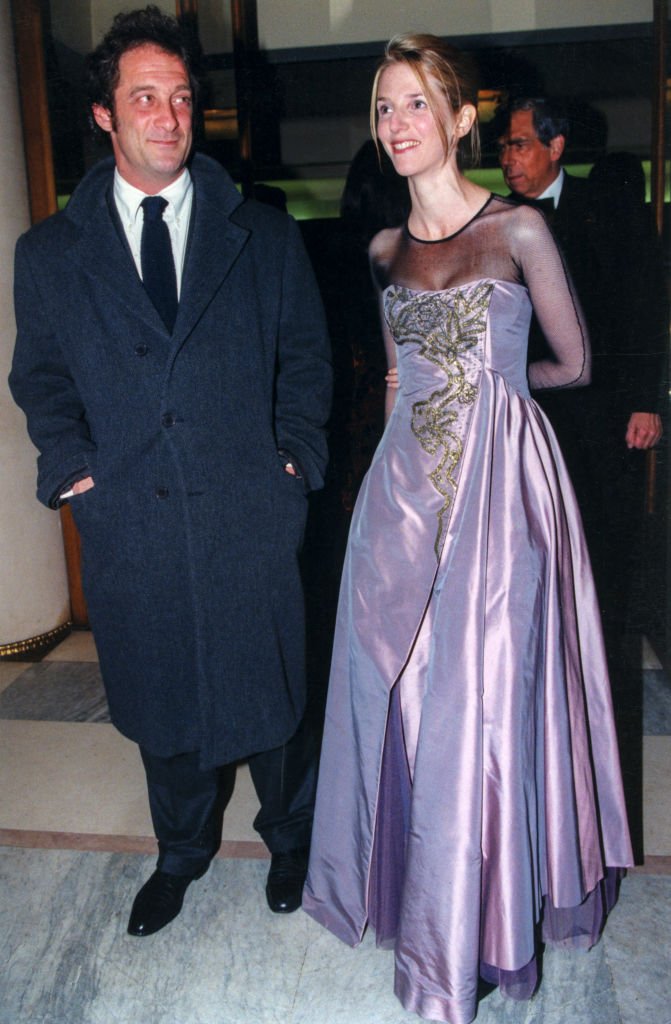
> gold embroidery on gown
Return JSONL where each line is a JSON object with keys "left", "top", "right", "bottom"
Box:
{"left": 387, "top": 282, "right": 494, "bottom": 558}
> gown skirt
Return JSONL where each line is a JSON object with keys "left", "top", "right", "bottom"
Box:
{"left": 303, "top": 280, "right": 633, "bottom": 1024}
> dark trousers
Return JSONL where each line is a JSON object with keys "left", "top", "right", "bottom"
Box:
{"left": 140, "top": 716, "right": 317, "bottom": 876}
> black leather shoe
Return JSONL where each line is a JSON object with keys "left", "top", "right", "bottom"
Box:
{"left": 265, "top": 846, "right": 309, "bottom": 914}
{"left": 127, "top": 865, "right": 208, "bottom": 937}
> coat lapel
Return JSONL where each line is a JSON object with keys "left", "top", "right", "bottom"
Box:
{"left": 69, "top": 188, "right": 170, "bottom": 335}
{"left": 171, "top": 187, "right": 249, "bottom": 347}
{"left": 64, "top": 154, "right": 249, "bottom": 342}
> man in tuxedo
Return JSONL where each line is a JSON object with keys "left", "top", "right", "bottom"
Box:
{"left": 10, "top": 6, "right": 331, "bottom": 935}
{"left": 495, "top": 97, "right": 667, "bottom": 859}
{"left": 495, "top": 96, "right": 663, "bottom": 450}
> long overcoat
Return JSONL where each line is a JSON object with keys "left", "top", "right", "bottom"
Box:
{"left": 10, "top": 154, "right": 332, "bottom": 769}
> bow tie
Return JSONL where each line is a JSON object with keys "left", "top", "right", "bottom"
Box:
{"left": 514, "top": 195, "right": 556, "bottom": 216}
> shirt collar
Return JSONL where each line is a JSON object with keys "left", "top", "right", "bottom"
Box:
{"left": 113, "top": 167, "right": 193, "bottom": 227}
{"left": 536, "top": 168, "right": 564, "bottom": 209}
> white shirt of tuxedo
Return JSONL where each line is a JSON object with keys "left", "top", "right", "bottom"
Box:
{"left": 113, "top": 167, "right": 193, "bottom": 299}
{"left": 536, "top": 167, "right": 565, "bottom": 210}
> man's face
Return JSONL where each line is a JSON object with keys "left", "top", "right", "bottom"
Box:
{"left": 92, "top": 43, "right": 193, "bottom": 194}
{"left": 497, "top": 109, "right": 564, "bottom": 198}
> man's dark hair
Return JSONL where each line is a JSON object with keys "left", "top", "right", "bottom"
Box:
{"left": 86, "top": 5, "right": 199, "bottom": 126}
{"left": 493, "top": 97, "right": 569, "bottom": 147}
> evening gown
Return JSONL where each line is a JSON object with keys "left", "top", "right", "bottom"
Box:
{"left": 302, "top": 195, "right": 633, "bottom": 1024}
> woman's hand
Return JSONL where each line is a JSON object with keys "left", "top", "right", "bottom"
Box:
{"left": 386, "top": 366, "right": 399, "bottom": 389}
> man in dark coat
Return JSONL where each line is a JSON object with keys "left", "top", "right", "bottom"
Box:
{"left": 9, "top": 6, "right": 332, "bottom": 935}
{"left": 494, "top": 97, "right": 668, "bottom": 859}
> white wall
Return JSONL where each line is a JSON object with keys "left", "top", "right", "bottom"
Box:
{"left": 49, "top": 1, "right": 653, "bottom": 55}
{"left": 534, "top": 0, "right": 649, "bottom": 31}
{"left": 49, "top": 0, "right": 175, "bottom": 52}
{"left": 256, "top": 0, "right": 652, "bottom": 50}
{"left": 0, "top": 1, "right": 70, "bottom": 646}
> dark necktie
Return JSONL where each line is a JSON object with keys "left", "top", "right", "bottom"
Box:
{"left": 140, "top": 196, "right": 178, "bottom": 332}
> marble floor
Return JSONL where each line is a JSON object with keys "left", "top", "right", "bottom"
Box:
{"left": 1, "top": 631, "right": 670, "bottom": 1024}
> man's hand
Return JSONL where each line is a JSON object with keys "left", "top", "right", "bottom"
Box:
{"left": 60, "top": 476, "right": 95, "bottom": 501}
{"left": 625, "top": 412, "right": 662, "bottom": 450}
{"left": 72, "top": 476, "right": 95, "bottom": 495}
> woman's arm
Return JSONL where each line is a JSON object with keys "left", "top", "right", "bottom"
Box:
{"left": 515, "top": 206, "right": 592, "bottom": 391}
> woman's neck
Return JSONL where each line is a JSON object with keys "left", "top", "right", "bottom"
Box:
{"left": 407, "top": 167, "right": 488, "bottom": 242}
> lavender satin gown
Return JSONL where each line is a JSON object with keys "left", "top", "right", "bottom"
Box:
{"left": 303, "top": 196, "right": 633, "bottom": 1024}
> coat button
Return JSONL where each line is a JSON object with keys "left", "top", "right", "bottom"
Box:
{"left": 162, "top": 412, "right": 176, "bottom": 428}
{"left": 155, "top": 487, "right": 169, "bottom": 499}
{"left": 135, "top": 344, "right": 149, "bottom": 356}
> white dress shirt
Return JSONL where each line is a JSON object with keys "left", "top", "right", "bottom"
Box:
{"left": 113, "top": 167, "right": 193, "bottom": 298}
{"left": 537, "top": 167, "right": 565, "bottom": 209}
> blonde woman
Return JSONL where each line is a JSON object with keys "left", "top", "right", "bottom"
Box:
{"left": 303, "top": 33, "right": 632, "bottom": 1024}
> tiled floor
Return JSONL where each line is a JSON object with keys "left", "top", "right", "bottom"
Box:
{"left": 0, "top": 633, "right": 263, "bottom": 855}
{"left": 1, "top": 630, "right": 670, "bottom": 1024}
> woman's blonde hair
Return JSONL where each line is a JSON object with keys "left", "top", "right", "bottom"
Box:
{"left": 370, "top": 33, "right": 481, "bottom": 167}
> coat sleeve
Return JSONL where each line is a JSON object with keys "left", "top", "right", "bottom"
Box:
{"left": 274, "top": 218, "right": 332, "bottom": 492}
{"left": 9, "top": 233, "right": 97, "bottom": 509}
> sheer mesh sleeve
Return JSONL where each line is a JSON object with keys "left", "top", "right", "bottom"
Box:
{"left": 511, "top": 205, "right": 592, "bottom": 391}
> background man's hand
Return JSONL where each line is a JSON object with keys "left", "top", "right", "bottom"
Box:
{"left": 625, "top": 412, "right": 662, "bottom": 450}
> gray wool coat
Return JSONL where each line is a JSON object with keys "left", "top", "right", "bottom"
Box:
{"left": 10, "top": 153, "right": 332, "bottom": 769}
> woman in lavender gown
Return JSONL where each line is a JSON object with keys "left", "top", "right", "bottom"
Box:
{"left": 302, "top": 34, "right": 633, "bottom": 1024}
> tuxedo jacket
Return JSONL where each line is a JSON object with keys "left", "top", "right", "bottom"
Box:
{"left": 522, "top": 172, "right": 666, "bottom": 423}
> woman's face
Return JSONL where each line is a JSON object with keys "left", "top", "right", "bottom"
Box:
{"left": 375, "top": 62, "right": 452, "bottom": 178}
